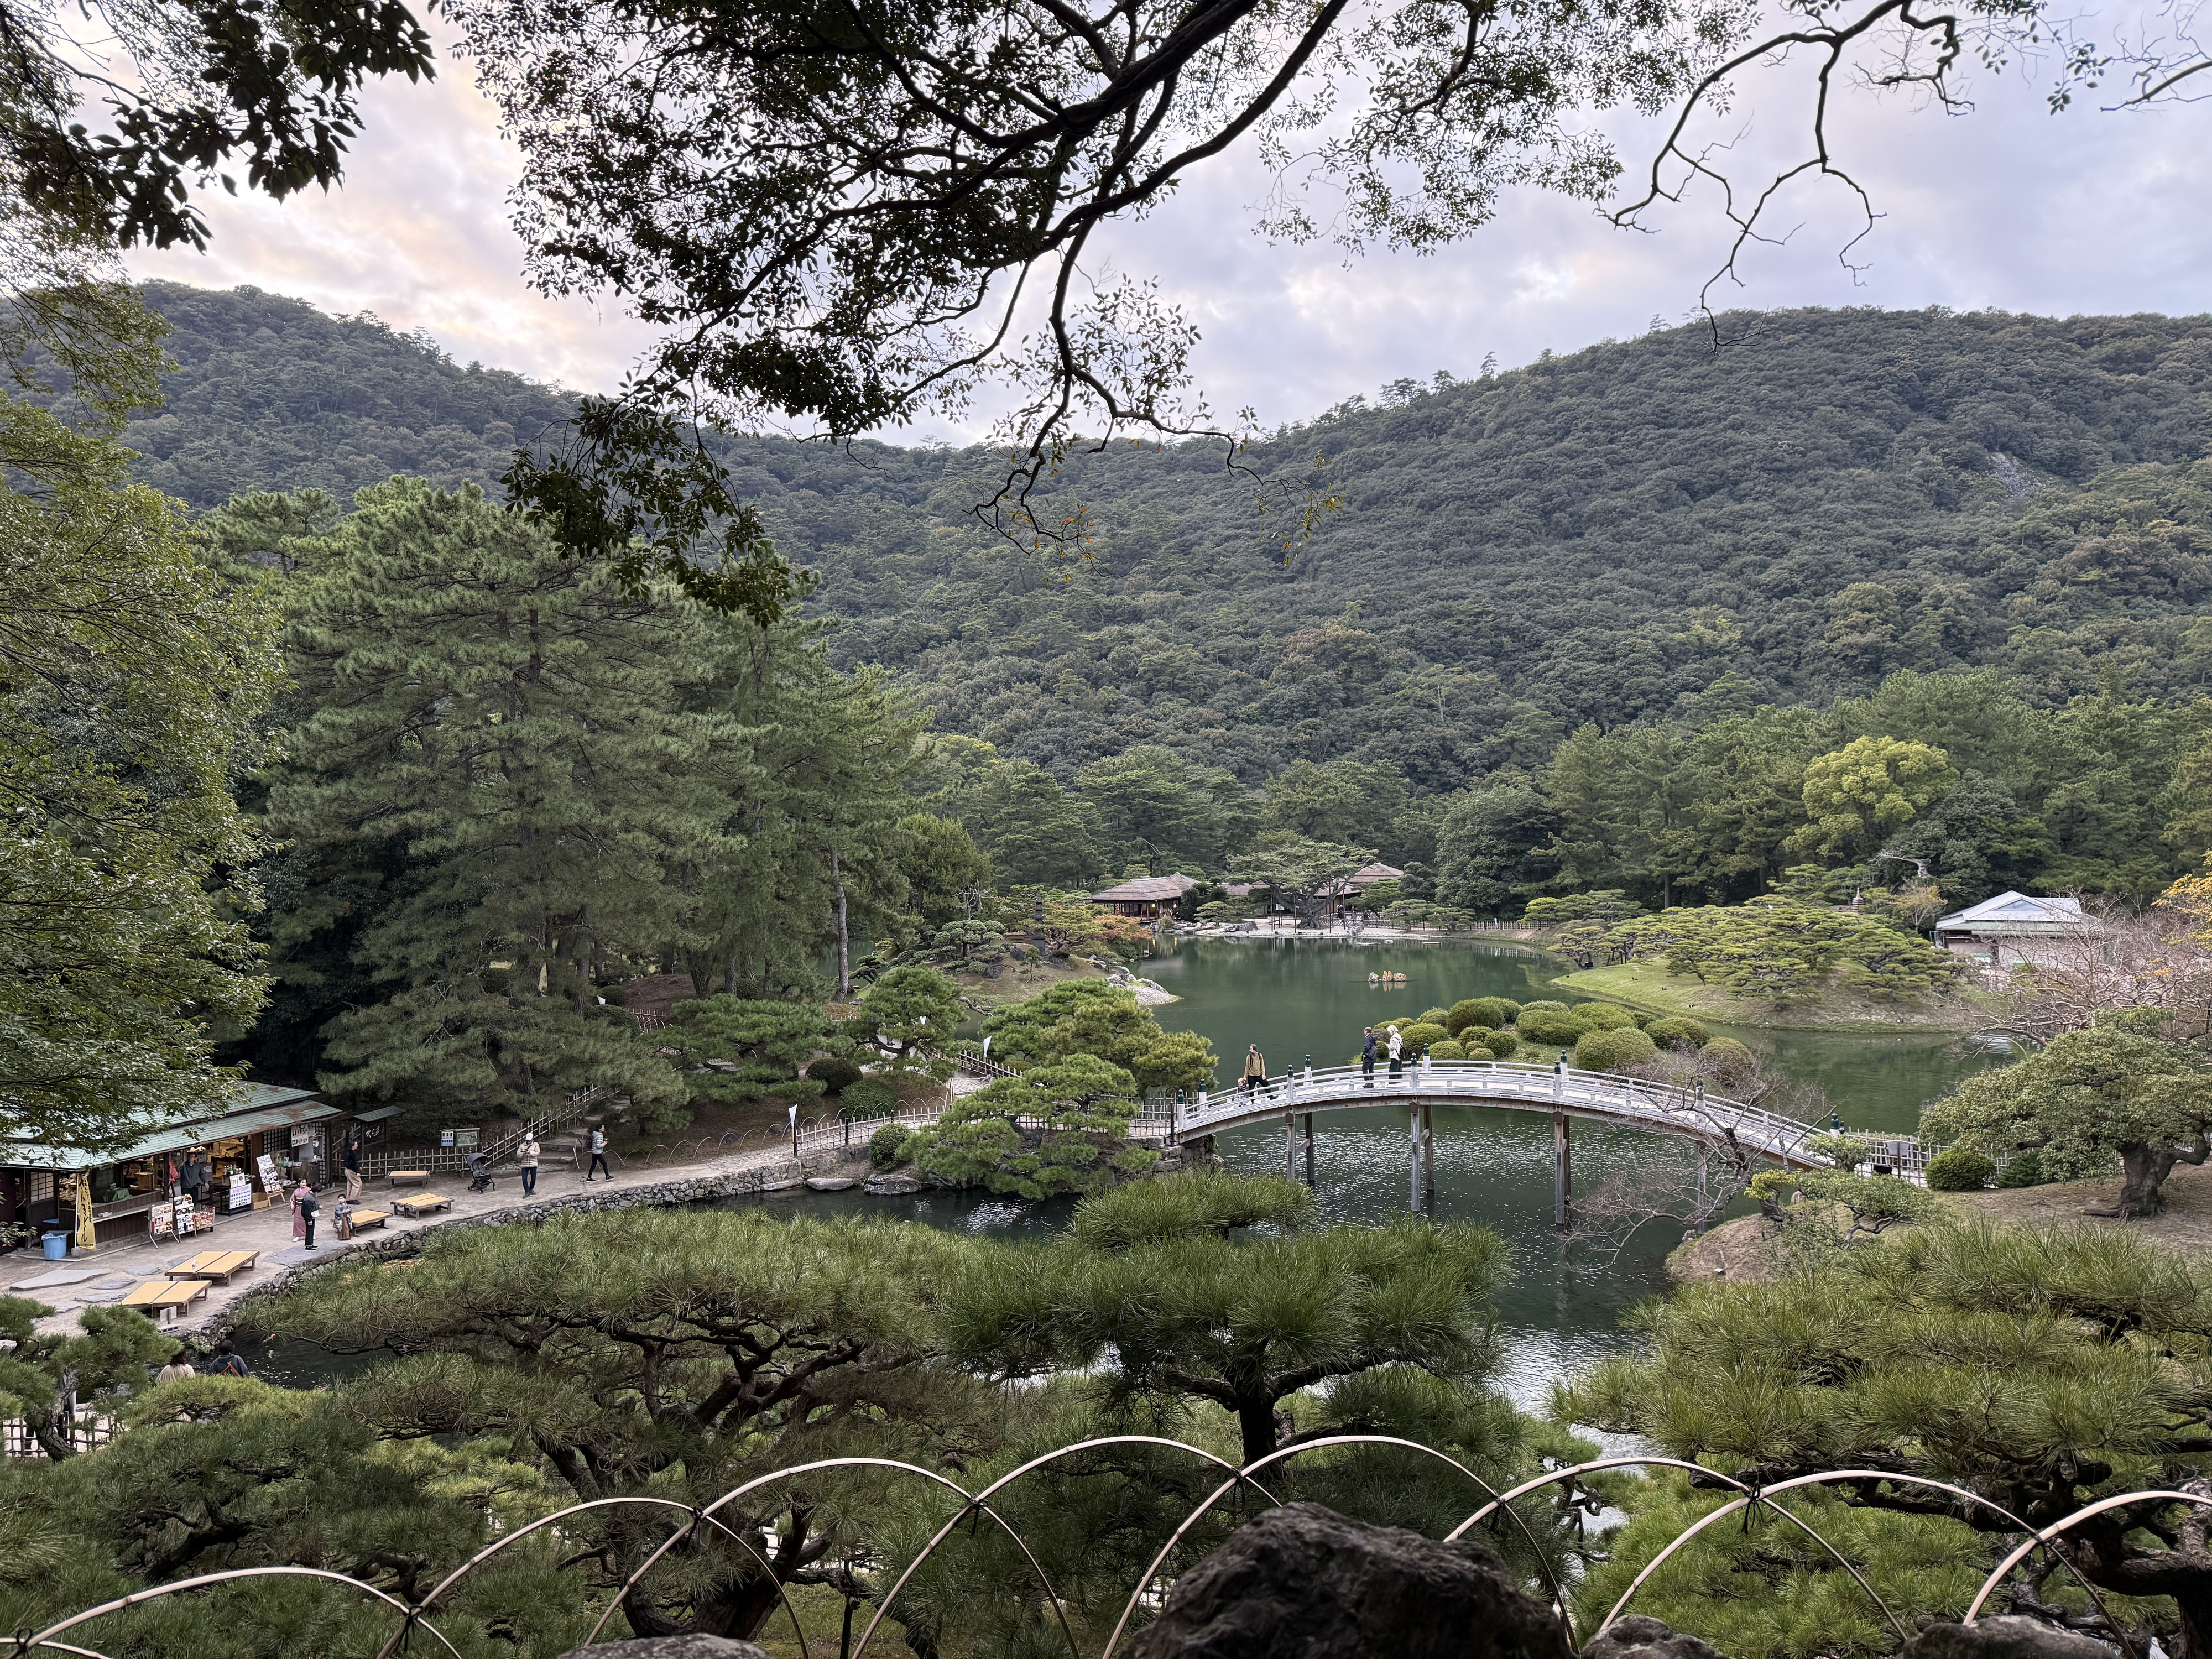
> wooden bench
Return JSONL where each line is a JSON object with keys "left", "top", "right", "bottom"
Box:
{"left": 121, "top": 1279, "right": 208, "bottom": 1325}
{"left": 386, "top": 1170, "right": 430, "bottom": 1187}
{"left": 165, "top": 1250, "right": 258, "bottom": 1284}
{"left": 392, "top": 1193, "right": 451, "bottom": 1218}
{"left": 341, "top": 1208, "right": 390, "bottom": 1233}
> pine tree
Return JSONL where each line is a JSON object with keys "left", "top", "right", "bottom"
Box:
{"left": 268, "top": 481, "right": 719, "bottom": 1122}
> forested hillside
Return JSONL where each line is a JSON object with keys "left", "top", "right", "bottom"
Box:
{"left": 103, "top": 285, "right": 2210, "bottom": 788}
{"left": 61, "top": 285, "right": 2212, "bottom": 909}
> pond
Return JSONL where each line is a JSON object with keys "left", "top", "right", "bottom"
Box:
{"left": 1126, "top": 934, "right": 2014, "bottom": 1409}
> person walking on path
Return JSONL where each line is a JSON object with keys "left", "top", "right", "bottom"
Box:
{"left": 1240, "top": 1044, "right": 1267, "bottom": 1094}
{"left": 342, "top": 1131, "right": 362, "bottom": 1202}
{"left": 518, "top": 1131, "right": 540, "bottom": 1197}
{"left": 585, "top": 1124, "right": 612, "bottom": 1182}
{"left": 207, "top": 1340, "right": 248, "bottom": 1377}
{"left": 1361, "top": 1026, "right": 1378, "bottom": 1084}
{"left": 293, "top": 1178, "right": 319, "bottom": 1250}
{"left": 1386, "top": 1024, "right": 1405, "bottom": 1081}
{"left": 156, "top": 1351, "right": 195, "bottom": 1386}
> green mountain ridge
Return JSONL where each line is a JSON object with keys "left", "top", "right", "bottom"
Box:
{"left": 101, "top": 284, "right": 2212, "bottom": 796}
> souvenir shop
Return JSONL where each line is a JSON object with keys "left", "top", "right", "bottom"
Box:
{"left": 0, "top": 1084, "right": 352, "bottom": 1251}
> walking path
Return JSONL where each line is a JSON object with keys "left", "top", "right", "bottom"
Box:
{"left": 0, "top": 1134, "right": 867, "bottom": 1341}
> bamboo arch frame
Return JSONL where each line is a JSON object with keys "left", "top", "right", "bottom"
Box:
{"left": 12, "top": 1439, "right": 2187, "bottom": 1656}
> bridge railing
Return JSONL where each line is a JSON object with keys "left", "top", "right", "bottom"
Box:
{"left": 1144, "top": 1059, "right": 1896, "bottom": 1173}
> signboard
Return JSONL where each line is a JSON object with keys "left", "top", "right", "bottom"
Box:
{"left": 453, "top": 1128, "right": 478, "bottom": 1149}
{"left": 228, "top": 1175, "right": 253, "bottom": 1210}
{"left": 255, "top": 1154, "right": 280, "bottom": 1192}
{"left": 440, "top": 1129, "right": 454, "bottom": 1148}
{"left": 172, "top": 1197, "right": 195, "bottom": 1236}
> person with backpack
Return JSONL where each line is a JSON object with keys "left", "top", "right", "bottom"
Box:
{"left": 1361, "top": 1026, "right": 1378, "bottom": 1084}
{"left": 586, "top": 1124, "right": 612, "bottom": 1182}
{"left": 207, "top": 1340, "right": 248, "bottom": 1377}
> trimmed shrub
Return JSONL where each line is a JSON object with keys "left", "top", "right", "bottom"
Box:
{"left": 1644, "top": 1016, "right": 1711, "bottom": 1051}
{"left": 1448, "top": 998, "right": 1520, "bottom": 1034}
{"left": 1700, "top": 1037, "right": 1755, "bottom": 1086}
{"left": 868, "top": 1123, "right": 914, "bottom": 1170}
{"left": 1475, "top": 1030, "right": 1519, "bottom": 1059}
{"left": 1575, "top": 1026, "right": 1657, "bottom": 1073}
{"left": 1429, "top": 1040, "right": 1467, "bottom": 1061}
{"left": 1395, "top": 1022, "right": 1449, "bottom": 1053}
{"left": 844, "top": 1076, "right": 899, "bottom": 1117}
{"left": 1516, "top": 1008, "right": 1585, "bottom": 1046}
{"left": 1996, "top": 1149, "right": 2046, "bottom": 1188}
{"left": 1923, "top": 1147, "right": 1995, "bottom": 1191}
{"left": 808, "top": 1055, "right": 863, "bottom": 1094}
{"left": 1572, "top": 1003, "right": 1638, "bottom": 1032}
{"left": 1417, "top": 1007, "right": 1453, "bottom": 1028}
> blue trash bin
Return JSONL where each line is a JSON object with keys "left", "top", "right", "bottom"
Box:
{"left": 41, "top": 1230, "right": 68, "bottom": 1260}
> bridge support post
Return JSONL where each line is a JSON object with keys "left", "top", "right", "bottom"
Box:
{"left": 1552, "top": 1110, "right": 1572, "bottom": 1228}
{"left": 1421, "top": 1103, "right": 1434, "bottom": 1212}
{"left": 1410, "top": 1107, "right": 1422, "bottom": 1212}
{"left": 1285, "top": 1112, "right": 1295, "bottom": 1181}
{"left": 1303, "top": 1113, "right": 1314, "bottom": 1186}
{"left": 1694, "top": 1144, "right": 1709, "bottom": 1233}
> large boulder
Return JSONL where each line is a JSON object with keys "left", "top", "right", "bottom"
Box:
{"left": 1581, "top": 1615, "right": 1728, "bottom": 1659}
{"left": 1902, "top": 1618, "right": 2116, "bottom": 1658}
{"left": 557, "top": 1639, "right": 768, "bottom": 1659}
{"left": 1130, "top": 1501, "right": 1572, "bottom": 1659}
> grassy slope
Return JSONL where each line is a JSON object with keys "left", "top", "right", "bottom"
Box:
{"left": 1552, "top": 958, "right": 1994, "bottom": 1032}
{"left": 1673, "top": 1161, "right": 2212, "bottom": 1279}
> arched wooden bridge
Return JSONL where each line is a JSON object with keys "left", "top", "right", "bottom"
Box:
{"left": 1121, "top": 1058, "right": 1873, "bottom": 1222}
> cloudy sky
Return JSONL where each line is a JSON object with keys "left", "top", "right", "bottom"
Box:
{"left": 123, "top": 20, "right": 2212, "bottom": 436}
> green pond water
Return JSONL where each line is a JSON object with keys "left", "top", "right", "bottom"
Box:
{"left": 252, "top": 938, "right": 2012, "bottom": 1406}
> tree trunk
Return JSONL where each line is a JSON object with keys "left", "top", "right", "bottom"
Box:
{"left": 32, "top": 1370, "right": 77, "bottom": 1461}
{"left": 1236, "top": 1395, "right": 1278, "bottom": 1468}
{"left": 2111, "top": 1135, "right": 2210, "bottom": 1219}
{"left": 832, "top": 849, "right": 850, "bottom": 1000}
{"left": 2115, "top": 1142, "right": 2168, "bottom": 1218}
{"left": 2179, "top": 1583, "right": 2212, "bottom": 1659}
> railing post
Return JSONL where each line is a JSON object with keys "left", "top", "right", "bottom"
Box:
{"left": 1553, "top": 1110, "right": 1572, "bottom": 1228}
{"left": 1421, "top": 1102, "right": 1434, "bottom": 1211}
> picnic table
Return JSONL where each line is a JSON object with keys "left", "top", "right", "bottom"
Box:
{"left": 387, "top": 1170, "right": 430, "bottom": 1187}
{"left": 164, "top": 1250, "right": 258, "bottom": 1284}
{"left": 392, "top": 1193, "right": 451, "bottom": 1218}
{"left": 120, "top": 1278, "right": 208, "bottom": 1324}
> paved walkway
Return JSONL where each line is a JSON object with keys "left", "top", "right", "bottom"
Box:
{"left": 0, "top": 1135, "right": 850, "bottom": 1341}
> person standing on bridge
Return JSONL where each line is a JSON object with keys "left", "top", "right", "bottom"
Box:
{"left": 1361, "top": 1026, "right": 1378, "bottom": 1084}
{"left": 1241, "top": 1044, "right": 1267, "bottom": 1094}
{"left": 1386, "top": 1024, "right": 1404, "bottom": 1081}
